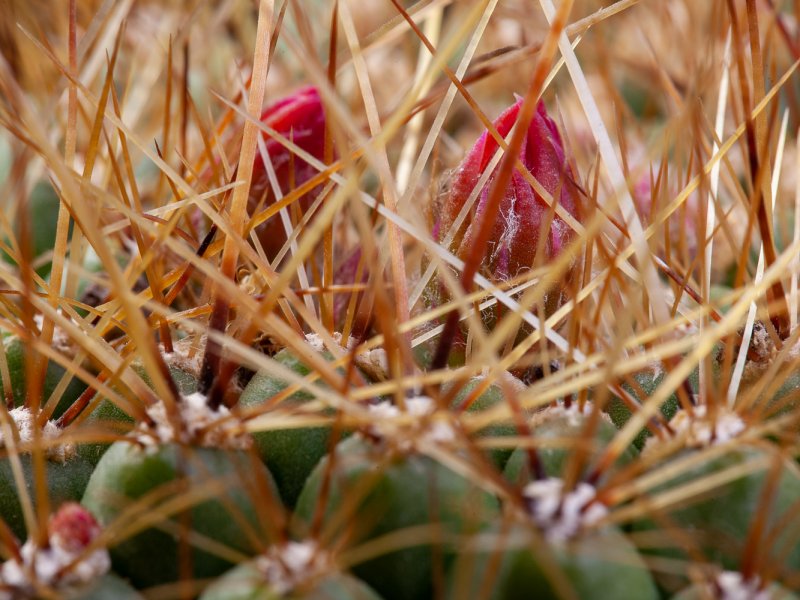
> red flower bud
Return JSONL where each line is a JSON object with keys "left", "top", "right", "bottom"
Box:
{"left": 437, "top": 99, "right": 580, "bottom": 293}
{"left": 249, "top": 86, "right": 328, "bottom": 260}
{"left": 49, "top": 503, "right": 102, "bottom": 553}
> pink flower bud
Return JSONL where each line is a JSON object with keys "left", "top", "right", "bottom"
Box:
{"left": 437, "top": 99, "right": 580, "bottom": 294}
{"left": 48, "top": 503, "right": 102, "bottom": 553}
{"left": 249, "top": 86, "right": 328, "bottom": 260}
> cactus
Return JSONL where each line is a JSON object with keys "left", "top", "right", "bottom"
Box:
{"left": 0, "top": 503, "right": 142, "bottom": 599}
{"left": 2, "top": 1, "right": 800, "bottom": 598}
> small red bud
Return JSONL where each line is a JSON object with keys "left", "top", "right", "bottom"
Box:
{"left": 48, "top": 503, "right": 102, "bottom": 553}
{"left": 249, "top": 86, "right": 328, "bottom": 260}
{"left": 437, "top": 98, "right": 581, "bottom": 294}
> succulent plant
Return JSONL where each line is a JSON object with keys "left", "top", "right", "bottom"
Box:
{"left": 199, "top": 541, "right": 383, "bottom": 600}
{"left": 0, "top": 406, "right": 94, "bottom": 541}
{"left": 0, "top": 503, "right": 141, "bottom": 599}
{"left": 447, "top": 520, "right": 660, "bottom": 600}
{"left": 81, "top": 389, "right": 276, "bottom": 588}
{"left": 294, "top": 429, "right": 500, "bottom": 600}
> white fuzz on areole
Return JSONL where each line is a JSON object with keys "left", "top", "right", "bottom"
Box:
{"left": 0, "top": 537, "right": 110, "bottom": 599}
{"left": 161, "top": 335, "right": 205, "bottom": 379}
{"left": 367, "top": 397, "right": 456, "bottom": 451}
{"left": 715, "top": 571, "right": 771, "bottom": 600}
{"left": 529, "top": 401, "right": 613, "bottom": 430}
{"left": 522, "top": 478, "right": 607, "bottom": 543}
{"left": 0, "top": 407, "right": 75, "bottom": 463}
{"left": 32, "top": 314, "right": 76, "bottom": 358}
{"left": 749, "top": 323, "right": 772, "bottom": 359}
{"left": 136, "top": 392, "right": 251, "bottom": 450}
{"left": 740, "top": 322, "right": 778, "bottom": 384}
{"left": 666, "top": 405, "right": 746, "bottom": 447}
{"left": 304, "top": 332, "right": 335, "bottom": 354}
{"left": 551, "top": 401, "right": 601, "bottom": 426}
{"left": 254, "top": 541, "right": 329, "bottom": 596}
{"left": 303, "top": 332, "right": 389, "bottom": 381}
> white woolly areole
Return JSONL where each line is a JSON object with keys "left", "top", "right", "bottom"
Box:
{"left": 367, "top": 397, "right": 456, "bottom": 451}
{"left": 716, "top": 572, "right": 771, "bottom": 600}
{"left": 527, "top": 402, "right": 613, "bottom": 435}
{"left": 0, "top": 539, "right": 110, "bottom": 599}
{"left": 667, "top": 405, "right": 746, "bottom": 447}
{"left": 304, "top": 332, "right": 389, "bottom": 381}
{"left": 136, "top": 392, "right": 251, "bottom": 450}
{"left": 161, "top": 335, "right": 205, "bottom": 379}
{"left": 255, "top": 541, "right": 329, "bottom": 596}
{"left": 539, "top": 401, "right": 607, "bottom": 428}
{"left": 304, "top": 332, "right": 338, "bottom": 354}
{"left": 0, "top": 407, "right": 75, "bottom": 463}
{"left": 32, "top": 315, "right": 75, "bottom": 358}
{"left": 522, "top": 478, "right": 608, "bottom": 543}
